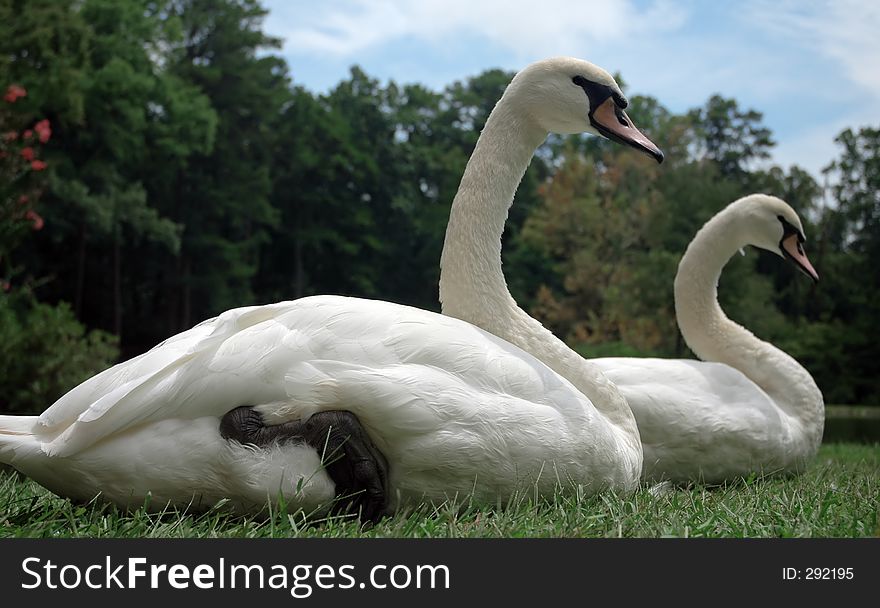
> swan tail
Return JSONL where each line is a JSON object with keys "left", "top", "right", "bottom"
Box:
{"left": 0, "top": 415, "right": 42, "bottom": 466}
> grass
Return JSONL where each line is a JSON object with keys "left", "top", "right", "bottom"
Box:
{"left": 0, "top": 443, "right": 877, "bottom": 538}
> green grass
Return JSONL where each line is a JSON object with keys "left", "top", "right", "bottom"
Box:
{"left": 1, "top": 443, "right": 877, "bottom": 538}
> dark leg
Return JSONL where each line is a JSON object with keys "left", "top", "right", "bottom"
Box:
{"left": 220, "top": 406, "right": 389, "bottom": 523}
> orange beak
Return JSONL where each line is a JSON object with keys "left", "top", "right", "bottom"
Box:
{"left": 590, "top": 96, "right": 664, "bottom": 163}
{"left": 781, "top": 233, "right": 819, "bottom": 283}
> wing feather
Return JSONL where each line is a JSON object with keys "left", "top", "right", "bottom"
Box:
{"left": 37, "top": 295, "right": 597, "bottom": 459}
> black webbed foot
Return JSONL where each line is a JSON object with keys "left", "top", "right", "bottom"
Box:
{"left": 220, "top": 406, "right": 389, "bottom": 523}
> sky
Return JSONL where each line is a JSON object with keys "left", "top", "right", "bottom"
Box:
{"left": 260, "top": 0, "right": 880, "bottom": 180}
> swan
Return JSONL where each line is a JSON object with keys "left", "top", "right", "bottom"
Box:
{"left": 589, "top": 194, "right": 824, "bottom": 482}
{"left": 0, "top": 56, "right": 662, "bottom": 519}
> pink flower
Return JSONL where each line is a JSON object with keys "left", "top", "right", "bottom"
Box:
{"left": 23, "top": 129, "right": 33, "bottom": 140}
{"left": 20, "top": 147, "right": 35, "bottom": 161}
{"left": 3, "top": 84, "right": 26, "bottom": 103}
{"left": 3, "top": 131, "right": 17, "bottom": 142}
{"left": 33, "top": 119, "right": 51, "bottom": 143}
{"left": 18, "top": 195, "right": 28, "bottom": 205}
{"left": 30, "top": 159, "right": 47, "bottom": 171}
{"left": 25, "top": 210, "right": 44, "bottom": 230}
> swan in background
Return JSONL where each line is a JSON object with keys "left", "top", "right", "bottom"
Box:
{"left": 591, "top": 194, "right": 824, "bottom": 482}
{"left": 0, "top": 57, "right": 662, "bottom": 519}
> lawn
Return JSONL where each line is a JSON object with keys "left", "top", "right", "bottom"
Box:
{"left": 1, "top": 443, "right": 876, "bottom": 538}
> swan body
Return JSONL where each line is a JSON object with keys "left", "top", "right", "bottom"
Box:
{"left": 592, "top": 195, "right": 824, "bottom": 482}
{"left": 0, "top": 56, "right": 662, "bottom": 513}
{"left": 0, "top": 295, "right": 638, "bottom": 511}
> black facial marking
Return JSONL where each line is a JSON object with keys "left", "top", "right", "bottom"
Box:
{"left": 572, "top": 75, "right": 624, "bottom": 113}
{"left": 777, "top": 215, "right": 805, "bottom": 244}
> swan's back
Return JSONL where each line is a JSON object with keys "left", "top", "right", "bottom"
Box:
{"left": 5, "top": 295, "right": 642, "bottom": 503}
{"left": 592, "top": 357, "right": 798, "bottom": 481}
{"left": 31, "top": 296, "right": 629, "bottom": 491}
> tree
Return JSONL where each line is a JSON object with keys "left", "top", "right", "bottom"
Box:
{"left": 808, "top": 126, "right": 880, "bottom": 403}
{"left": 5, "top": 0, "right": 215, "bottom": 351}
{"left": 153, "top": 0, "right": 285, "bottom": 338}
{"left": 0, "top": 85, "right": 50, "bottom": 279}
{"left": 688, "top": 95, "right": 775, "bottom": 179}
{"left": 0, "top": 75, "right": 117, "bottom": 415}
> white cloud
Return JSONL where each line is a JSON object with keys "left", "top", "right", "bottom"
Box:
{"left": 746, "top": 0, "right": 880, "bottom": 99}
{"left": 741, "top": 1, "right": 880, "bottom": 175}
{"left": 266, "top": 0, "right": 688, "bottom": 57}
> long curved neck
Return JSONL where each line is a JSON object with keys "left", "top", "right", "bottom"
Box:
{"left": 674, "top": 210, "right": 824, "bottom": 449}
{"left": 439, "top": 101, "right": 543, "bottom": 311}
{"left": 439, "top": 93, "right": 641, "bottom": 448}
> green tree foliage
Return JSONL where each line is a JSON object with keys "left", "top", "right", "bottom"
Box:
{"left": 159, "top": 0, "right": 283, "bottom": 336}
{"left": 0, "top": 292, "right": 117, "bottom": 414}
{"left": 688, "top": 94, "right": 775, "bottom": 179}
{"left": 0, "top": 70, "right": 118, "bottom": 414}
{"left": 808, "top": 127, "right": 880, "bottom": 403}
{"left": 2, "top": 0, "right": 216, "bottom": 351}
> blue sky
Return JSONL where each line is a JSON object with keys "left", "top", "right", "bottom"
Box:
{"left": 260, "top": 0, "right": 880, "bottom": 179}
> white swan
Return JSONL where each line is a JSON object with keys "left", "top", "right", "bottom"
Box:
{"left": 0, "top": 57, "right": 661, "bottom": 517}
{"left": 590, "top": 194, "right": 824, "bottom": 482}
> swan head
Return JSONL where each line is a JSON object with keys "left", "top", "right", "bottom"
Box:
{"left": 735, "top": 194, "right": 819, "bottom": 283}
{"left": 506, "top": 56, "right": 664, "bottom": 163}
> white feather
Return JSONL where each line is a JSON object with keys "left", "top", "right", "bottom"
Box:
{"left": 2, "top": 296, "right": 635, "bottom": 510}
{"left": 593, "top": 195, "right": 824, "bottom": 482}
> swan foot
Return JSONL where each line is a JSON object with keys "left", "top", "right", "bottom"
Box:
{"left": 219, "top": 407, "right": 389, "bottom": 523}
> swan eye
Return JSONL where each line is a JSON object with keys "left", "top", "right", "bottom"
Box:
{"left": 572, "top": 75, "right": 588, "bottom": 87}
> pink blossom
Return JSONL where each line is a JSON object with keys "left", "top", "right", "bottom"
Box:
{"left": 25, "top": 210, "right": 44, "bottom": 230}
{"left": 2, "top": 131, "right": 17, "bottom": 142}
{"left": 33, "top": 119, "right": 51, "bottom": 143}
{"left": 20, "top": 147, "right": 35, "bottom": 161}
{"left": 30, "top": 159, "right": 47, "bottom": 171}
{"left": 3, "top": 84, "right": 26, "bottom": 103}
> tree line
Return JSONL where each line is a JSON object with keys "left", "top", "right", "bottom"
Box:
{"left": 1, "top": 0, "right": 878, "bottom": 413}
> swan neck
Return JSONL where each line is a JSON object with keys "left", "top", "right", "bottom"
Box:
{"left": 674, "top": 211, "right": 742, "bottom": 335}
{"left": 438, "top": 89, "right": 642, "bottom": 455}
{"left": 439, "top": 99, "right": 545, "bottom": 311}
{"left": 674, "top": 210, "right": 824, "bottom": 449}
